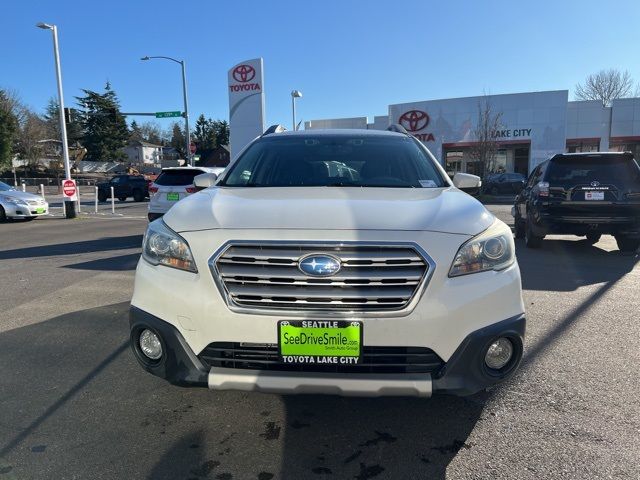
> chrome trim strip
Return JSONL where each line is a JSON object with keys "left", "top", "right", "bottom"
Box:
{"left": 207, "top": 240, "right": 436, "bottom": 318}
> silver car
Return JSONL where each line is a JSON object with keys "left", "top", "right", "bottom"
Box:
{"left": 0, "top": 181, "right": 49, "bottom": 221}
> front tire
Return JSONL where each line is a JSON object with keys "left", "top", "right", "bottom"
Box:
{"left": 98, "top": 191, "right": 107, "bottom": 203}
{"left": 615, "top": 235, "right": 640, "bottom": 253}
{"left": 525, "top": 215, "right": 544, "bottom": 248}
{"left": 0, "top": 206, "right": 6, "bottom": 222}
{"left": 514, "top": 213, "right": 525, "bottom": 239}
{"left": 133, "top": 189, "right": 144, "bottom": 202}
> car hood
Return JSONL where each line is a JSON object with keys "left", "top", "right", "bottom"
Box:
{"left": 163, "top": 187, "right": 494, "bottom": 236}
{"left": 0, "top": 190, "right": 44, "bottom": 202}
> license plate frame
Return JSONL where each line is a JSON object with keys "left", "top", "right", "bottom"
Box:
{"left": 166, "top": 192, "right": 180, "bottom": 201}
{"left": 585, "top": 191, "right": 604, "bottom": 201}
{"left": 278, "top": 320, "right": 363, "bottom": 365}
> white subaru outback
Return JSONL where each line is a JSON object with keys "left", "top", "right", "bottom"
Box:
{"left": 130, "top": 126, "right": 525, "bottom": 397}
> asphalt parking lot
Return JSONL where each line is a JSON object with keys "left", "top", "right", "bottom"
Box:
{"left": 0, "top": 205, "right": 638, "bottom": 479}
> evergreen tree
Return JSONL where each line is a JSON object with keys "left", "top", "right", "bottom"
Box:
{"left": 76, "top": 82, "right": 129, "bottom": 160}
{"left": 0, "top": 90, "right": 19, "bottom": 169}
{"left": 43, "top": 98, "right": 83, "bottom": 144}
{"left": 169, "top": 122, "right": 186, "bottom": 158}
{"left": 129, "top": 120, "right": 142, "bottom": 140}
{"left": 193, "top": 114, "right": 217, "bottom": 150}
{"left": 210, "top": 119, "right": 230, "bottom": 146}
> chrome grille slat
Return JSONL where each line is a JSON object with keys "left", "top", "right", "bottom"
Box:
{"left": 212, "top": 242, "right": 430, "bottom": 313}
{"left": 218, "top": 264, "right": 424, "bottom": 282}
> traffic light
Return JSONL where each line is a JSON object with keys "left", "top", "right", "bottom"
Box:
{"left": 64, "top": 107, "right": 72, "bottom": 123}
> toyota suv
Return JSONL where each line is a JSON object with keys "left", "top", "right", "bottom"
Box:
{"left": 513, "top": 152, "right": 640, "bottom": 252}
{"left": 130, "top": 126, "right": 526, "bottom": 397}
{"left": 148, "top": 166, "right": 224, "bottom": 221}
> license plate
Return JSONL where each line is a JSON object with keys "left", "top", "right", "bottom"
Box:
{"left": 585, "top": 191, "right": 604, "bottom": 201}
{"left": 278, "top": 320, "right": 362, "bottom": 365}
{"left": 36, "top": 207, "right": 46, "bottom": 214}
{"left": 166, "top": 192, "right": 180, "bottom": 201}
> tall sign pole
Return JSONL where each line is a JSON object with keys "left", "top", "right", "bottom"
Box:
{"left": 228, "top": 58, "right": 266, "bottom": 159}
{"left": 38, "top": 22, "right": 76, "bottom": 218}
{"left": 180, "top": 60, "right": 192, "bottom": 166}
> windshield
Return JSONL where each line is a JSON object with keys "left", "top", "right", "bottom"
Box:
{"left": 220, "top": 135, "right": 446, "bottom": 188}
{"left": 155, "top": 169, "right": 206, "bottom": 186}
{"left": 546, "top": 155, "right": 640, "bottom": 187}
{"left": 0, "top": 181, "right": 14, "bottom": 191}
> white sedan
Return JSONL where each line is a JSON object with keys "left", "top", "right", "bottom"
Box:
{"left": 0, "top": 181, "right": 48, "bottom": 221}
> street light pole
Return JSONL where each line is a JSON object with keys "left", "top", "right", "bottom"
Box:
{"left": 180, "top": 61, "right": 192, "bottom": 166}
{"left": 141, "top": 56, "right": 192, "bottom": 166}
{"left": 37, "top": 22, "right": 75, "bottom": 218}
{"left": 291, "top": 90, "right": 303, "bottom": 131}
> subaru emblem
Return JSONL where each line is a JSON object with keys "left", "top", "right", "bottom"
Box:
{"left": 298, "top": 254, "right": 342, "bottom": 277}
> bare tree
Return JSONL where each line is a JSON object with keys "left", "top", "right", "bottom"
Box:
{"left": 575, "top": 69, "right": 636, "bottom": 106}
{"left": 16, "top": 111, "right": 48, "bottom": 170}
{"left": 469, "top": 98, "right": 502, "bottom": 179}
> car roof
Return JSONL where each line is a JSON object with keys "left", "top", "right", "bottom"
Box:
{"left": 551, "top": 151, "right": 633, "bottom": 160}
{"left": 160, "top": 166, "right": 218, "bottom": 172}
{"left": 262, "top": 128, "right": 407, "bottom": 139}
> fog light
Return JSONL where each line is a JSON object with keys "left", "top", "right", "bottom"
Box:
{"left": 484, "top": 337, "right": 513, "bottom": 370}
{"left": 139, "top": 329, "right": 163, "bottom": 360}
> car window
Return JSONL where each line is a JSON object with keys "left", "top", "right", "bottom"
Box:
{"left": 111, "top": 177, "right": 124, "bottom": 184}
{"left": 545, "top": 155, "right": 640, "bottom": 187}
{"left": 527, "top": 166, "right": 541, "bottom": 187}
{"left": 220, "top": 135, "right": 446, "bottom": 188}
{"left": 155, "top": 170, "right": 206, "bottom": 186}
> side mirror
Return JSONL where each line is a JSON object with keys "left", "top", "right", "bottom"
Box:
{"left": 452, "top": 172, "right": 482, "bottom": 191}
{"left": 193, "top": 173, "right": 218, "bottom": 191}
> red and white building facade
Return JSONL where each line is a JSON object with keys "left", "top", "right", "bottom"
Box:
{"left": 305, "top": 90, "right": 640, "bottom": 176}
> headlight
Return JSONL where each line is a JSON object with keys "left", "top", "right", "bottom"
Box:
{"left": 449, "top": 220, "right": 515, "bottom": 277}
{"left": 0, "top": 195, "right": 27, "bottom": 205}
{"left": 142, "top": 220, "right": 197, "bottom": 272}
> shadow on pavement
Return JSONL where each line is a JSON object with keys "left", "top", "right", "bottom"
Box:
{"left": 516, "top": 238, "right": 638, "bottom": 291}
{"left": 0, "top": 235, "right": 143, "bottom": 261}
{"left": 64, "top": 253, "right": 141, "bottom": 271}
{"left": 278, "top": 393, "right": 485, "bottom": 479}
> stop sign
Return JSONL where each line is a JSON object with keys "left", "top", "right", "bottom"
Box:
{"left": 62, "top": 179, "right": 77, "bottom": 199}
{"left": 189, "top": 142, "right": 197, "bottom": 154}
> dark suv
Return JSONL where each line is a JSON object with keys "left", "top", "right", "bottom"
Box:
{"left": 513, "top": 152, "right": 640, "bottom": 252}
{"left": 97, "top": 175, "right": 149, "bottom": 203}
{"left": 483, "top": 173, "right": 526, "bottom": 196}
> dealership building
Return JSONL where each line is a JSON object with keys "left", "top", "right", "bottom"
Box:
{"left": 304, "top": 90, "right": 640, "bottom": 176}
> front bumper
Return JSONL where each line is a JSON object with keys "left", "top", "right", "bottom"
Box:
{"left": 2, "top": 201, "right": 48, "bottom": 218}
{"left": 129, "top": 306, "right": 525, "bottom": 397}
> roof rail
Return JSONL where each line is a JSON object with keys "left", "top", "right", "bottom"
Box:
{"left": 262, "top": 124, "right": 287, "bottom": 136}
{"left": 387, "top": 123, "right": 409, "bottom": 135}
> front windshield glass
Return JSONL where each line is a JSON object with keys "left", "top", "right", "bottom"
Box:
{"left": 0, "top": 181, "right": 14, "bottom": 191}
{"left": 220, "top": 135, "right": 446, "bottom": 188}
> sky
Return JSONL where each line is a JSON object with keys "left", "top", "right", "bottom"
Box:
{"left": 2, "top": 0, "right": 639, "bottom": 130}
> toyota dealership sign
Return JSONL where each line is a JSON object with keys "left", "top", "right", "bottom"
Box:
{"left": 228, "top": 58, "right": 266, "bottom": 159}
{"left": 398, "top": 109, "right": 435, "bottom": 142}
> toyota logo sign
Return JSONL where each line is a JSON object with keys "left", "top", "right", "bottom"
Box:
{"left": 232, "top": 64, "right": 256, "bottom": 83}
{"left": 399, "top": 110, "right": 430, "bottom": 132}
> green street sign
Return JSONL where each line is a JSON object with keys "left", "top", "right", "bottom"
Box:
{"left": 155, "top": 111, "right": 182, "bottom": 118}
